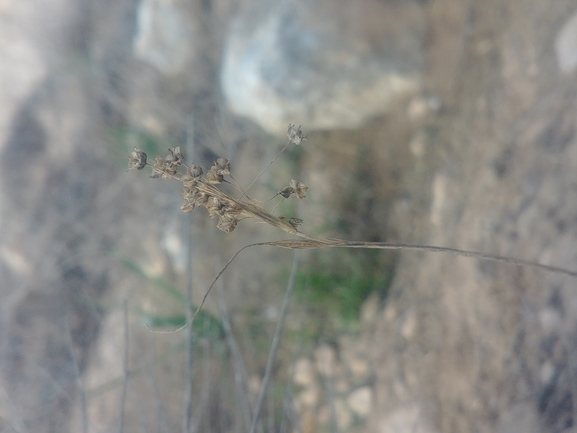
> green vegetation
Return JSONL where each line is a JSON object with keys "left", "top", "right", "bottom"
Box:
{"left": 119, "top": 256, "right": 225, "bottom": 341}
{"left": 294, "top": 248, "right": 395, "bottom": 326}
{"left": 109, "top": 127, "right": 171, "bottom": 168}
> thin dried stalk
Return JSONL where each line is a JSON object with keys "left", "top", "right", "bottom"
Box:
{"left": 159, "top": 236, "right": 577, "bottom": 334}
{"left": 265, "top": 239, "right": 577, "bottom": 278}
{"left": 64, "top": 318, "right": 87, "bottom": 433}
{"left": 119, "top": 299, "right": 129, "bottom": 433}
{"left": 248, "top": 251, "right": 300, "bottom": 433}
{"left": 182, "top": 115, "right": 196, "bottom": 433}
{"left": 217, "top": 285, "right": 252, "bottom": 433}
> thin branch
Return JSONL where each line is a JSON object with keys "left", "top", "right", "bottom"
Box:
{"left": 63, "top": 318, "right": 87, "bottom": 433}
{"left": 146, "top": 236, "right": 577, "bottom": 334}
{"left": 322, "top": 370, "right": 338, "bottom": 433}
{"left": 217, "top": 280, "right": 253, "bottom": 433}
{"left": 280, "top": 276, "right": 312, "bottom": 433}
{"left": 182, "top": 114, "right": 196, "bottom": 433}
{"left": 237, "top": 140, "right": 292, "bottom": 202}
{"left": 249, "top": 251, "right": 301, "bottom": 433}
{"left": 266, "top": 238, "right": 577, "bottom": 279}
{"left": 144, "top": 244, "right": 256, "bottom": 334}
{"left": 119, "top": 299, "right": 129, "bottom": 433}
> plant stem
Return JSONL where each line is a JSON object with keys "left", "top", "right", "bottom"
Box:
{"left": 249, "top": 251, "right": 301, "bottom": 433}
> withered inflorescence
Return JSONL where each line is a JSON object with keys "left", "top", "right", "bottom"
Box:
{"left": 128, "top": 124, "right": 308, "bottom": 234}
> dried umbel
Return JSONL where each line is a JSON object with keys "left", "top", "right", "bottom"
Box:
{"left": 287, "top": 123, "right": 308, "bottom": 145}
{"left": 213, "top": 158, "right": 231, "bottom": 175}
{"left": 128, "top": 148, "right": 147, "bottom": 170}
{"left": 128, "top": 134, "right": 308, "bottom": 234}
{"left": 274, "top": 179, "right": 308, "bottom": 208}
{"left": 290, "top": 179, "right": 308, "bottom": 199}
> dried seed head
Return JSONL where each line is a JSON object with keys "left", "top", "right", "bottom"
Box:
{"left": 161, "top": 147, "right": 184, "bottom": 177}
{"left": 163, "top": 166, "right": 177, "bottom": 178}
{"left": 181, "top": 174, "right": 198, "bottom": 186}
{"left": 290, "top": 179, "right": 308, "bottom": 199}
{"left": 289, "top": 217, "right": 303, "bottom": 228}
{"left": 287, "top": 124, "right": 308, "bottom": 145}
{"left": 182, "top": 179, "right": 198, "bottom": 200}
{"left": 194, "top": 192, "right": 210, "bottom": 206}
{"left": 206, "top": 196, "right": 225, "bottom": 218}
{"left": 223, "top": 202, "right": 242, "bottom": 216}
{"left": 167, "top": 147, "right": 184, "bottom": 166}
{"left": 217, "top": 214, "right": 237, "bottom": 232}
{"left": 213, "top": 158, "right": 231, "bottom": 175}
{"left": 128, "top": 148, "right": 147, "bottom": 170}
{"left": 278, "top": 186, "right": 295, "bottom": 199}
{"left": 188, "top": 164, "right": 203, "bottom": 178}
{"left": 205, "top": 169, "right": 224, "bottom": 184}
{"left": 180, "top": 199, "right": 196, "bottom": 213}
{"left": 150, "top": 155, "right": 166, "bottom": 178}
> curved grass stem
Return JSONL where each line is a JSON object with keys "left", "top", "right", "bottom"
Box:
{"left": 148, "top": 236, "right": 577, "bottom": 334}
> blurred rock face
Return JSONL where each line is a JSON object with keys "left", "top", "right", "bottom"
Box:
{"left": 221, "top": 0, "right": 426, "bottom": 134}
{"left": 133, "top": 0, "right": 196, "bottom": 75}
{"left": 555, "top": 10, "right": 577, "bottom": 74}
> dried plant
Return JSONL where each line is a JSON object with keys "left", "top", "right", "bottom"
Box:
{"left": 286, "top": 123, "right": 308, "bottom": 145}
{"left": 128, "top": 125, "right": 319, "bottom": 240}
{"left": 129, "top": 124, "right": 577, "bottom": 330}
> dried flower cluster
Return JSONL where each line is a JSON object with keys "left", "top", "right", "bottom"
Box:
{"left": 128, "top": 125, "right": 309, "bottom": 234}
{"left": 287, "top": 123, "right": 308, "bottom": 145}
{"left": 278, "top": 179, "right": 308, "bottom": 199}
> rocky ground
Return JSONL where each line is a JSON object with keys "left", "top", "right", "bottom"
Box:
{"left": 1, "top": 0, "right": 577, "bottom": 433}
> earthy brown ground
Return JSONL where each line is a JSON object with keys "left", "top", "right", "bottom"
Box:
{"left": 1, "top": 0, "right": 577, "bottom": 432}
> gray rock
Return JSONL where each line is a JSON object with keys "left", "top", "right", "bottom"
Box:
{"left": 347, "top": 386, "right": 373, "bottom": 417}
{"left": 133, "top": 0, "right": 196, "bottom": 75}
{"left": 221, "top": 0, "right": 426, "bottom": 134}
{"left": 555, "top": 10, "right": 577, "bottom": 74}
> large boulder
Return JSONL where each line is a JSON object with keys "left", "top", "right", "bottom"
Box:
{"left": 221, "top": 0, "right": 426, "bottom": 134}
{"left": 133, "top": 0, "right": 197, "bottom": 75}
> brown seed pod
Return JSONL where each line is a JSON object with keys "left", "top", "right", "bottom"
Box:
{"left": 188, "top": 164, "right": 203, "bottom": 178}
{"left": 290, "top": 179, "right": 308, "bottom": 199}
{"left": 150, "top": 155, "right": 166, "bottom": 178}
{"left": 128, "top": 148, "right": 147, "bottom": 170}
{"left": 167, "top": 147, "right": 184, "bottom": 166}
{"left": 213, "top": 158, "right": 231, "bottom": 175}
{"left": 278, "top": 186, "right": 295, "bottom": 198}
{"left": 194, "top": 192, "right": 210, "bottom": 206}
{"left": 205, "top": 169, "right": 224, "bottom": 184}
{"left": 287, "top": 124, "right": 308, "bottom": 145}
{"left": 180, "top": 199, "right": 196, "bottom": 213}
{"left": 206, "top": 196, "right": 225, "bottom": 218}
{"left": 217, "top": 214, "right": 237, "bottom": 232}
{"left": 288, "top": 217, "right": 303, "bottom": 228}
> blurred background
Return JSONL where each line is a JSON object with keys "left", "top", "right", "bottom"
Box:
{"left": 1, "top": 0, "right": 577, "bottom": 432}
